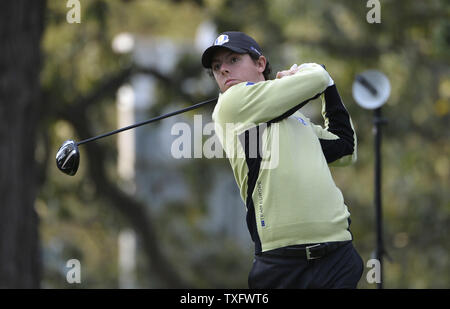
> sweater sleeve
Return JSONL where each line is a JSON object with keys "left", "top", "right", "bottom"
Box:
{"left": 214, "top": 63, "right": 329, "bottom": 133}
{"left": 311, "top": 84, "right": 357, "bottom": 166}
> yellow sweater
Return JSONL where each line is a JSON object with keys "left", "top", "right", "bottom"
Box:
{"left": 212, "top": 63, "right": 357, "bottom": 253}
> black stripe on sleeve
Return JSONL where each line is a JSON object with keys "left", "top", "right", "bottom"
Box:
{"left": 319, "top": 85, "right": 355, "bottom": 163}
{"left": 239, "top": 126, "right": 263, "bottom": 254}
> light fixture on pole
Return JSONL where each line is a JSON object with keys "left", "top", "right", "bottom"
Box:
{"left": 352, "top": 70, "right": 391, "bottom": 289}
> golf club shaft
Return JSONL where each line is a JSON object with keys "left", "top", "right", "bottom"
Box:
{"left": 76, "top": 97, "right": 217, "bottom": 146}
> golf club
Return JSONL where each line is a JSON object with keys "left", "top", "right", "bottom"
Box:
{"left": 56, "top": 97, "right": 218, "bottom": 176}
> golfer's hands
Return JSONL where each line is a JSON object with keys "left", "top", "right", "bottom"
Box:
{"left": 276, "top": 63, "right": 334, "bottom": 87}
{"left": 276, "top": 64, "right": 299, "bottom": 79}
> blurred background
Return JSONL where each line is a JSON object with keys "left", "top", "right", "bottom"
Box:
{"left": 0, "top": 0, "right": 448, "bottom": 288}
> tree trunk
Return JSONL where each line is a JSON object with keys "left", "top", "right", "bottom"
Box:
{"left": 0, "top": 0, "right": 46, "bottom": 288}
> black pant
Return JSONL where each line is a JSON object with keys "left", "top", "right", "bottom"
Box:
{"left": 248, "top": 242, "right": 364, "bottom": 289}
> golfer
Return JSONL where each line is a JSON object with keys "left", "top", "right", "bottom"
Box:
{"left": 202, "top": 31, "right": 364, "bottom": 288}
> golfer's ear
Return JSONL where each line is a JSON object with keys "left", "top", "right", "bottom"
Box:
{"left": 257, "top": 56, "right": 267, "bottom": 73}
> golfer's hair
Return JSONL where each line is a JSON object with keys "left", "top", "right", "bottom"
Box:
{"left": 207, "top": 53, "right": 272, "bottom": 81}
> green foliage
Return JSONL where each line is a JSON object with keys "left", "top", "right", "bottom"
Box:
{"left": 39, "top": 0, "right": 449, "bottom": 288}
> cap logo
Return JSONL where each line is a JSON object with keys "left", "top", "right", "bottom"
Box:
{"left": 214, "top": 34, "right": 229, "bottom": 46}
{"left": 250, "top": 46, "right": 261, "bottom": 56}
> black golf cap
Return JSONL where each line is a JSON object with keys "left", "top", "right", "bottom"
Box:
{"left": 201, "top": 31, "right": 263, "bottom": 68}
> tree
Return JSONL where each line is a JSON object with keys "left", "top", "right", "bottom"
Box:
{"left": 0, "top": 0, "right": 46, "bottom": 288}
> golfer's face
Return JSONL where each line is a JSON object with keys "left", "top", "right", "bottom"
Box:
{"left": 211, "top": 49, "right": 265, "bottom": 93}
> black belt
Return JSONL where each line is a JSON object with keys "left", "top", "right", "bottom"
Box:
{"left": 259, "top": 241, "right": 351, "bottom": 260}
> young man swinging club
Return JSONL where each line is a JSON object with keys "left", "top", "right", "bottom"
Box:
{"left": 201, "top": 31, "right": 364, "bottom": 288}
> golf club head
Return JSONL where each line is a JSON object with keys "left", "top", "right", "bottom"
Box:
{"left": 56, "top": 140, "right": 80, "bottom": 176}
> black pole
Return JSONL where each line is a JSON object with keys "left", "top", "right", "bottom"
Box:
{"left": 373, "top": 107, "right": 385, "bottom": 289}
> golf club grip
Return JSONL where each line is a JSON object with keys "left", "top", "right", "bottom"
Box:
{"left": 76, "top": 97, "right": 218, "bottom": 146}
